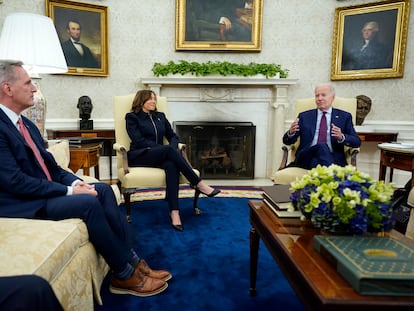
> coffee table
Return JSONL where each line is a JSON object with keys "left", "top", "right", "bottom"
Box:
{"left": 249, "top": 199, "right": 414, "bottom": 310}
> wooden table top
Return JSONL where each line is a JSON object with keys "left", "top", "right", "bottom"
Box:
{"left": 249, "top": 199, "right": 414, "bottom": 310}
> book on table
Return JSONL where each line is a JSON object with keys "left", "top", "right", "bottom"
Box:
{"left": 313, "top": 235, "right": 414, "bottom": 296}
{"left": 68, "top": 137, "right": 104, "bottom": 146}
{"left": 261, "top": 185, "right": 301, "bottom": 218}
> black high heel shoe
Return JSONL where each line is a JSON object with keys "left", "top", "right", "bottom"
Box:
{"left": 170, "top": 213, "right": 184, "bottom": 232}
{"left": 195, "top": 187, "right": 221, "bottom": 197}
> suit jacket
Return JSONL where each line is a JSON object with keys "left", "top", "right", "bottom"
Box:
{"left": 283, "top": 108, "right": 361, "bottom": 166}
{"left": 125, "top": 110, "right": 179, "bottom": 160}
{"left": 61, "top": 39, "right": 99, "bottom": 68}
{"left": 0, "top": 111, "right": 79, "bottom": 218}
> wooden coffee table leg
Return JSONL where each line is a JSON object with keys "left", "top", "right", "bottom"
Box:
{"left": 249, "top": 226, "right": 260, "bottom": 296}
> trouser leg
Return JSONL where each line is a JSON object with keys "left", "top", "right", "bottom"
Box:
{"left": 162, "top": 159, "right": 180, "bottom": 210}
{"left": 0, "top": 275, "right": 63, "bottom": 311}
{"left": 41, "top": 190, "right": 132, "bottom": 273}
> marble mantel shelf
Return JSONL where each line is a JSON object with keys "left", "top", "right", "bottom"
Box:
{"left": 141, "top": 76, "right": 298, "bottom": 87}
{"left": 141, "top": 76, "right": 298, "bottom": 178}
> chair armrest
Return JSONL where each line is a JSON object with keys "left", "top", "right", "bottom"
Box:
{"left": 113, "top": 143, "right": 130, "bottom": 175}
{"left": 278, "top": 145, "right": 292, "bottom": 170}
{"left": 345, "top": 147, "right": 360, "bottom": 167}
{"left": 178, "top": 143, "right": 193, "bottom": 166}
{"left": 350, "top": 147, "right": 359, "bottom": 167}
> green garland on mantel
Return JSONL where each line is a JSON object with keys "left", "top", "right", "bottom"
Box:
{"left": 152, "top": 60, "right": 289, "bottom": 78}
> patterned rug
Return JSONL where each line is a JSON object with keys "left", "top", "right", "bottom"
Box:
{"left": 130, "top": 185, "right": 263, "bottom": 202}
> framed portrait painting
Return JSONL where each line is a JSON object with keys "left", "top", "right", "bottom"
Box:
{"left": 46, "top": 0, "right": 108, "bottom": 76}
{"left": 331, "top": 0, "right": 410, "bottom": 81}
{"left": 175, "top": 0, "right": 263, "bottom": 52}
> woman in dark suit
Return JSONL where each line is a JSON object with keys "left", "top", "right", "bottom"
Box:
{"left": 126, "top": 90, "right": 220, "bottom": 231}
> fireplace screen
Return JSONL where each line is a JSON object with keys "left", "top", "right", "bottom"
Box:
{"left": 174, "top": 122, "right": 256, "bottom": 179}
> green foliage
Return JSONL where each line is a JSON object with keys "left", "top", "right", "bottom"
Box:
{"left": 151, "top": 60, "right": 289, "bottom": 78}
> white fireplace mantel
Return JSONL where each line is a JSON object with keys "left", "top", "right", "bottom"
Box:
{"left": 140, "top": 76, "right": 298, "bottom": 179}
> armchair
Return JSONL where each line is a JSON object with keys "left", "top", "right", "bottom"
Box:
{"left": 405, "top": 187, "right": 414, "bottom": 240}
{"left": 113, "top": 94, "right": 201, "bottom": 222}
{"left": 272, "top": 97, "right": 359, "bottom": 185}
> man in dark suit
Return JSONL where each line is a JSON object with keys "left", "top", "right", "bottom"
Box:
{"left": 61, "top": 19, "right": 99, "bottom": 68}
{"left": 0, "top": 60, "right": 170, "bottom": 297}
{"left": 283, "top": 83, "right": 361, "bottom": 169}
{"left": 0, "top": 275, "right": 63, "bottom": 311}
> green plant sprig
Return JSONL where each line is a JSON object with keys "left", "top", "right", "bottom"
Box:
{"left": 152, "top": 60, "right": 289, "bottom": 78}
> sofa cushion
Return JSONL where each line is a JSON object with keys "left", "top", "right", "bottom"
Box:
{"left": 47, "top": 139, "right": 122, "bottom": 205}
{"left": 0, "top": 218, "right": 89, "bottom": 282}
{"left": 47, "top": 139, "right": 71, "bottom": 170}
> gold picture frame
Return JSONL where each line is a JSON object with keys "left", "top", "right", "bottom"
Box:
{"left": 175, "top": 0, "right": 263, "bottom": 52}
{"left": 46, "top": 0, "right": 108, "bottom": 76}
{"left": 331, "top": 0, "right": 410, "bottom": 81}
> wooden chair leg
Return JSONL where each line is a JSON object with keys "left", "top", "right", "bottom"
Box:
{"left": 123, "top": 192, "right": 132, "bottom": 223}
{"left": 193, "top": 190, "right": 202, "bottom": 216}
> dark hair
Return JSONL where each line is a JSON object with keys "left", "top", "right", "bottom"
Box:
{"left": 131, "top": 89, "right": 157, "bottom": 113}
{"left": 66, "top": 19, "right": 82, "bottom": 30}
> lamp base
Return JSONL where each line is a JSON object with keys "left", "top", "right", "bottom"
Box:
{"left": 23, "top": 78, "right": 46, "bottom": 136}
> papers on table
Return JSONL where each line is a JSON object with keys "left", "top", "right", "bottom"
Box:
{"left": 378, "top": 143, "right": 414, "bottom": 150}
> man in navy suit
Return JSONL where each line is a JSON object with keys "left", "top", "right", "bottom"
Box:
{"left": 0, "top": 275, "right": 63, "bottom": 311}
{"left": 283, "top": 83, "right": 361, "bottom": 169}
{"left": 0, "top": 60, "right": 170, "bottom": 298}
{"left": 61, "top": 19, "right": 99, "bottom": 68}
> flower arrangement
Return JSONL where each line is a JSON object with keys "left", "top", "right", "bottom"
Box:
{"left": 290, "top": 165, "right": 395, "bottom": 235}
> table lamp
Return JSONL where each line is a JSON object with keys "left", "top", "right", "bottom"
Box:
{"left": 0, "top": 12, "right": 68, "bottom": 136}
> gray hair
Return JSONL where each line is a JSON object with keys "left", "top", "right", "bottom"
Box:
{"left": 314, "top": 83, "right": 335, "bottom": 95}
{"left": 0, "top": 60, "right": 23, "bottom": 85}
{"left": 363, "top": 21, "right": 379, "bottom": 32}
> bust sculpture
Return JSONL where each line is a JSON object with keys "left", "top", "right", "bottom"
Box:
{"left": 77, "top": 95, "right": 93, "bottom": 130}
{"left": 356, "top": 95, "right": 372, "bottom": 126}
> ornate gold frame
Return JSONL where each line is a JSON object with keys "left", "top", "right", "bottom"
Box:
{"left": 175, "top": 0, "right": 263, "bottom": 52}
{"left": 331, "top": 0, "right": 410, "bottom": 81}
{"left": 46, "top": 0, "right": 108, "bottom": 77}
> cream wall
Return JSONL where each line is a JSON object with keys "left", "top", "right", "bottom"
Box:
{"left": 1, "top": 0, "right": 413, "bottom": 122}
{"left": 1, "top": 0, "right": 414, "bottom": 183}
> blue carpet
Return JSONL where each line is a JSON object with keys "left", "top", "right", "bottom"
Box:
{"left": 95, "top": 197, "right": 305, "bottom": 311}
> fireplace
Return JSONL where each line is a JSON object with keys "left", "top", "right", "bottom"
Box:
{"left": 141, "top": 76, "right": 298, "bottom": 178}
{"left": 174, "top": 121, "right": 256, "bottom": 179}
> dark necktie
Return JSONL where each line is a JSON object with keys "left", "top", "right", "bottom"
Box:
{"left": 18, "top": 118, "right": 52, "bottom": 181}
{"left": 317, "top": 112, "right": 327, "bottom": 143}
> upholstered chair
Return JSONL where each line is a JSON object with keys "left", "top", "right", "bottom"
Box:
{"left": 404, "top": 187, "right": 414, "bottom": 239}
{"left": 272, "top": 97, "right": 360, "bottom": 185}
{"left": 113, "top": 94, "right": 201, "bottom": 222}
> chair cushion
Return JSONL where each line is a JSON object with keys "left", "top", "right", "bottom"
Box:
{"left": 272, "top": 167, "right": 308, "bottom": 185}
{"left": 118, "top": 167, "right": 199, "bottom": 188}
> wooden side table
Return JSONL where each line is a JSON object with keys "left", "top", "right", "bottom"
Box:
{"left": 357, "top": 132, "right": 398, "bottom": 142}
{"left": 378, "top": 144, "right": 414, "bottom": 188}
{"left": 69, "top": 143, "right": 102, "bottom": 179}
{"left": 47, "top": 129, "right": 115, "bottom": 179}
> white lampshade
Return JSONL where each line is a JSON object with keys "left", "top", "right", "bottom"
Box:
{"left": 0, "top": 12, "right": 67, "bottom": 74}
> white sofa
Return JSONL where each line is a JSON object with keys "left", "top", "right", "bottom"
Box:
{"left": 0, "top": 140, "right": 120, "bottom": 311}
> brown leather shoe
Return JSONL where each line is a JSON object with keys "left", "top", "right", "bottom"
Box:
{"left": 109, "top": 269, "right": 167, "bottom": 297}
{"left": 136, "top": 259, "right": 172, "bottom": 281}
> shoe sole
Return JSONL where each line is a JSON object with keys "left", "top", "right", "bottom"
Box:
{"left": 163, "top": 274, "right": 172, "bottom": 282}
{"left": 109, "top": 282, "right": 168, "bottom": 297}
